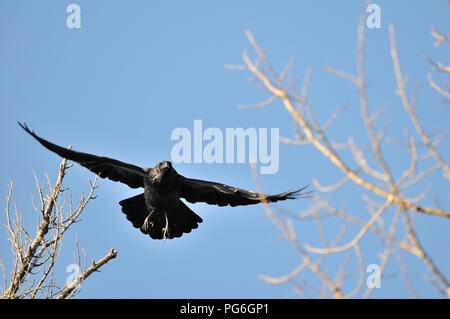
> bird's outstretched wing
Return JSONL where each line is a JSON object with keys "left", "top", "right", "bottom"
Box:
{"left": 19, "top": 122, "right": 146, "bottom": 188}
{"left": 179, "top": 176, "right": 308, "bottom": 207}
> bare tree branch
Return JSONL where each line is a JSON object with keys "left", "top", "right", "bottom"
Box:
{"left": 1, "top": 156, "right": 117, "bottom": 299}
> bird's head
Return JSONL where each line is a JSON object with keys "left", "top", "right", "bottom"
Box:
{"left": 151, "top": 161, "right": 178, "bottom": 191}
{"left": 156, "top": 161, "right": 172, "bottom": 171}
{"left": 152, "top": 161, "right": 175, "bottom": 181}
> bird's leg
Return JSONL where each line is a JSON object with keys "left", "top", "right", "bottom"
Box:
{"left": 141, "top": 209, "right": 155, "bottom": 234}
{"left": 162, "top": 212, "right": 169, "bottom": 240}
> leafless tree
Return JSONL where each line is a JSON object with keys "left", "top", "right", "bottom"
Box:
{"left": 1, "top": 155, "right": 117, "bottom": 299}
{"left": 226, "top": 7, "right": 449, "bottom": 298}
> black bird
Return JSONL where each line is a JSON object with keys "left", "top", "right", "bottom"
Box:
{"left": 19, "top": 122, "right": 307, "bottom": 240}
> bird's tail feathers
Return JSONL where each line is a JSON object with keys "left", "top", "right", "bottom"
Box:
{"left": 119, "top": 195, "right": 203, "bottom": 240}
{"left": 119, "top": 193, "right": 148, "bottom": 228}
{"left": 146, "top": 201, "right": 203, "bottom": 240}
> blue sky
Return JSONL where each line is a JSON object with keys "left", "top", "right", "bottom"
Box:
{"left": 0, "top": 1, "right": 449, "bottom": 298}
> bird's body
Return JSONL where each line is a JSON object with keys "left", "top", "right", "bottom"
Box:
{"left": 133, "top": 162, "right": 203, "bottom": 239}
{"left": 19, "top": 122, "right": 307, "bottom": 240}
{"left": 144, "top": 162, "right": 180, "bottom": 209}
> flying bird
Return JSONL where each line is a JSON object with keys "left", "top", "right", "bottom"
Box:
{"left": 18, "top": 122, "right": 307, "bottom": 240}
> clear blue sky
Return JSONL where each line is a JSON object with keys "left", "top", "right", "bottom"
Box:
{"left": 0, "top": 1, "right": 449, "bottom": 298}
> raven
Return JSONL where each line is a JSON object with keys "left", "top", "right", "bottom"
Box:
{"left": 19, "top": 122, "right": 307, "bottom": 240}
